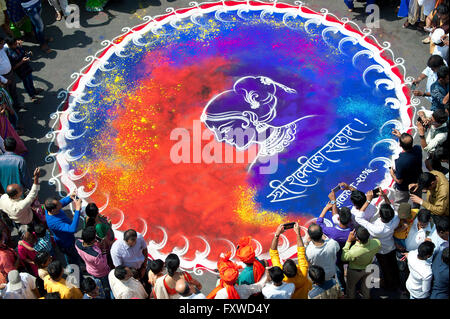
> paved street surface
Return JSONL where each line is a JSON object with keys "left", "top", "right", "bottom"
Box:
{"left": 3, "top": 0, "right": 431, "bottom": 298}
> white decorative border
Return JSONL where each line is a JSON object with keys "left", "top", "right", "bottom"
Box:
{"left": 46, "top": 1, "right": 417, "bottom": 274}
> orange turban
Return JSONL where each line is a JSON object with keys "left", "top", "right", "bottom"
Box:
{"left": 207, "top": 252, "right": 242, "bottom": 299}
{"left": 236, "top": 236, "right": 265, "bottom": 283}
{"left": 236, "top": 236, "right": 256, "bottom": 264}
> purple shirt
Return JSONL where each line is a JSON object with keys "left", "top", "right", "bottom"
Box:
{"left": 316, "top": 217, "right": 353, "bottom": 263}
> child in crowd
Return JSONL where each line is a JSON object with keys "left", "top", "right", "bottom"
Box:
{"left": 33, "top": 223, "right": 56, "bottom": 257}
{"left": 17, "top": 230, "right": 38, "bottom": 277}
{"left": 35, "top": 251, "right": 52, "bottom": 281}
{"left": 148, "top": 259, "right": 164, "bottom": 299}
{"left": 80, "top": 277, "right": 106, "bottom": 299}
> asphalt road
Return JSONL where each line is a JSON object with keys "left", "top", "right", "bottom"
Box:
{"left": 2, "top": 0, "right": 431, "bottom": 297}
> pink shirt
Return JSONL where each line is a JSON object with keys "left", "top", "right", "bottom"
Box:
{"left": 17, "top": 242, "right": 38, "bottom": 277}
{"left": 75, "top": 240, "right": 110, "bottom": 278}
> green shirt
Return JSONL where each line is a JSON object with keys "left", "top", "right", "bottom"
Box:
{"left": 237, "top": 258, "right": 264, "bottom": 285}
{"left": 341, "top": 239, "right": 381, "bottom": 270}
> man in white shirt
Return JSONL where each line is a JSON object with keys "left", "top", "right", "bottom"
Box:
{"left": 1, "top": 270, "right": 40, "bottom": 299}
{"left": 108, "top": 266, "right": 148, "bottom": 299}
{"left": 412, "top": 55, "right": 446, "bottom": 102}
{"left": 0, "top": 167, "right": 40, "bottom": 227}
{"left": 305, "top": 223, "right": 340, "bottom": 281}
{"left": 405, "top": 241, "right": 435, "bottom": 299}
{"left": 355, "top": 189, "right": 400, "bottom": 291}
{"left": 0, "top": 37, "right": 20, "bottom": 110}
{"left": 262, "top": 266, "right": 294, "bottom": 299}
{"left": 431, "top": 28, "right": 449, "bottom": 60}
{"left": 405, "top": 209, "right": 435, "bottom": 252}
{"left": 110, "top": 229, "right": 148, "bottom": 279}
{"left": 417, "top": 109, "right": 448, "bottom": 157}
{"left": 175, "top": 278, "right": 206, "bottom": 299}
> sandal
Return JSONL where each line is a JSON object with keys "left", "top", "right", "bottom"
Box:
{"left": 403, "top": 21, "right": 410, "bottom": 28}
{"left": 422, "top": 37, "right": 431, "bottom": 44}
{"left": 56, "top": 11, "right": 62, "bottom": 21}
{"left": 31, "top": 96, "right": 40, "bottom": 103}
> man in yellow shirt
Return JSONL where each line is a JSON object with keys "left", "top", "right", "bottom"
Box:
{"left": 269, "top": 222, "right": 312, "bottom": 299}
{"left": 394, "top": 203, "right": 420, "bottom": 252}
{"left": 410, "top": 171, "right": 449, "bottom": 217}
{"left": 43, "top": 260, "right": 83, "bottom": 299}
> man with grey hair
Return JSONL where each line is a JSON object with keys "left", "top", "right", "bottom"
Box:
{"left": 175, "top": 278, "right": 206, "bottom": 299}
{"left": 0, "top": 167, "right": 40, "bottom": 229}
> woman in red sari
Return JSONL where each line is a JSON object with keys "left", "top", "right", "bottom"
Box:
{"left": 0, "top": 87, "right": 27, "bottom": 156}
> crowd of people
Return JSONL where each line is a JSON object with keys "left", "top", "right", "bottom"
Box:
{"left": 0, "top": 0, "right": 448, "bottom": 300}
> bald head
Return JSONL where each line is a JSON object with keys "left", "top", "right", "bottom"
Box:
{"left": 6, "top": 184, "right": 22, "bottom": 199}
{"left": 175, "top": 279, "right": 191, "bottom": 296}
{"left": 399, "top": 133, "right": 413, "bottom": 151}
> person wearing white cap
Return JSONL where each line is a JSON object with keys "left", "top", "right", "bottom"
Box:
{"left": 431, "top": 28, "right": 449, "bottom": 59}
{"left": 1, "top": 270, "right": 40, "bottom": 299}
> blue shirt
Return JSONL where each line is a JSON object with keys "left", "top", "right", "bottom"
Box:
{"left": 45, "top": 196, "right": 80, "bottom": 249}
{"left": 431, "top": 248, "right": 449, "bottom": 299}
{"left": 316, "top": 216, "right": 353, "bottom": 264}
{"left": 0, "top": 152, "right": 32, "bottom": 191}
{"left": 82, "top": 278, "right": 106, "bottom": 299}
{"left": 308, "top": 278, "right": 338, "bottom": 299}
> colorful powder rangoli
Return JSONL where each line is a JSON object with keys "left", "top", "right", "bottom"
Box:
{"left": 49, "top": 1, "right": 414, "bottom": 271}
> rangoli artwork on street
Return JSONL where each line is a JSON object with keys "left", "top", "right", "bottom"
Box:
{"left": 48, "top": 1, "right": 415, "bottom": 272}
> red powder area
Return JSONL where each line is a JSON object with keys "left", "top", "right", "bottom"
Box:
{"left": 84, "top": 55, "right": 311, "bottom": 262}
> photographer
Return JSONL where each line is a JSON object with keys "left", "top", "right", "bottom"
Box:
{"left": 5, "top": 38, "right": 41, "bottom": 103}
{"left": 390, "top": 130, "right": 423, "bottom": 209}
{"left": 409, "top": 171, "right": 449, "bottom": 217}
{"left": 355, "top": 188, "right": 401, "bottom": 292}
{"left": 414, "top": 65, "right": 449, "bottom": 111}
{"left": 416, "top": 108, "right": 448, "bottom": 160}
{"left": 269, "top": 222, "right": 311, "bottom": 299}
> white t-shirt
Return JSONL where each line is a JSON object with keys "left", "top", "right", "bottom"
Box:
{"left": 332, "top": 203, "right": 378, "bottom": 227}
{"left": 306, "top": 238, "right": 340, "bottom": 281}
{"left": 406, "top": 249, "right": 433, "bottom": 299}
{"left": 355, "top": 213, "right": 399, "bottom": 255}
{"left": 405, "top": 218, "right": 436, "bottom": 252}
{"left": 3, "top": 273, "right": 37, "bottom": 299}
{"left": 262, "top": 282, "right": 295, "bottom": 299}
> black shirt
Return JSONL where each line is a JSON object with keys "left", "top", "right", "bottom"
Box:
{"left": 394, "top": 145, "right": 423, "bottom": 191}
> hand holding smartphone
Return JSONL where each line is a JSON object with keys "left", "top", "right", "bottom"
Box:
{"left": 372, "top": 188, "right": 381, "bottom": 198}
{"left": 283, "top": 222, "right": 295, "bottom": 230}
{"left": 332, "top": 185, "right": 341, "bottom": 193}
